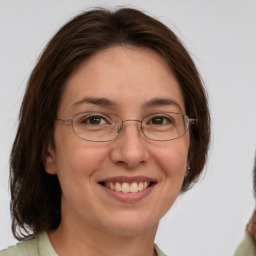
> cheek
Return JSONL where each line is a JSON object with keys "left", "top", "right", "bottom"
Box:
{"left": 54, "top": 124, "right": 108, "bottom": 174}
{"left": 152, "top": 137, "right": 189, "bottom": 177}
{"left": 151, "top": 139, "right": 189, "bottom": 214}
{"left": 56, "top": 144, "right": 108, "bottom": 176}
{"left": 54, "top": 141, "right": 111, "bottom": 208}
{"left": 53, "top": 132, "right": 110, "bottom": 190}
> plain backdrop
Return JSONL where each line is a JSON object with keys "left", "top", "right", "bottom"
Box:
{"left": 1, "top": 0, "right": 256, "bottom": 255}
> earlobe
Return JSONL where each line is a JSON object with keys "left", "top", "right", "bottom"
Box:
{"left": 43, "top": 143, "right": 57, "bottom": 175}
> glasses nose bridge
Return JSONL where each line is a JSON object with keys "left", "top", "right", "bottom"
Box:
{"left": 118, "top": 119, "right": 143, "bottom": 134}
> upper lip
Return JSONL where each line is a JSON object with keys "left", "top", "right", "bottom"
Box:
{"left": 98, "top": 175, "right": 157, "bottom": 183}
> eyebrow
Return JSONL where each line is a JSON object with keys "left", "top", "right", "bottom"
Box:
{"left": 144, "top": 98, "right": 182, "bottom": 111}
{"left": 71, "top": 97, "right": 116, "bottom": 108}
{"left": 71, "top": 97, "right": 182, "bottom": 111}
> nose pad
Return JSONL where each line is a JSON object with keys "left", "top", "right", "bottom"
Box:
{"left": 117, "top": 121, "right": 142, "bottom": 136}
{"left": 117, "top": 125, "right": 123, "bottom": 134}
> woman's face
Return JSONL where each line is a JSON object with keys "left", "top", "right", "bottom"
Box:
{"left": 44, "top": 46, "right": 190, "bottom": 236}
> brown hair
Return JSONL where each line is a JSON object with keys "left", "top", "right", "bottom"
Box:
{"left": 10, "top": 7, "right": 210, "bottom": 240}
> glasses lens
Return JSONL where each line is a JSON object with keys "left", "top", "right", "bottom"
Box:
{"left": 71, "top": 111, "right": 189, "bottom": 142}
{"left": 142, "top": 112, "right": 189, "bottom": 141}
{"left": 72, "top": 112, "right": 121, "bottom": 142}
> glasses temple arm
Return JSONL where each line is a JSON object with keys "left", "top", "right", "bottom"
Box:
{"left": 189, "top": 118, "right": 197, "bottom": 124}
{"left": 55, "top": 118, "right": 73, "bottom": 122}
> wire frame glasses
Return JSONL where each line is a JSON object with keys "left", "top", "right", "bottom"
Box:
{"left": 56, "top": 111, "right": 197, "bottom": 142}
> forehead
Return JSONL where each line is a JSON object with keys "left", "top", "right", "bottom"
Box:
{"left": 58, "top": 46, "right": 185, "bottom": 116}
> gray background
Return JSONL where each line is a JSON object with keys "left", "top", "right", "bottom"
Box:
{"left": 1, "top": 0, "right": 256, "bottom": 255}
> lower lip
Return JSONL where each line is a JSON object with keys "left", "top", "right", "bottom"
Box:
{"left": 100, "top": 184, "right": 156, "bottom": 203}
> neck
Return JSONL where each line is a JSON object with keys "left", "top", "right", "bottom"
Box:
{"left": 48, "top": 218, "right": 158, "bottom": 256}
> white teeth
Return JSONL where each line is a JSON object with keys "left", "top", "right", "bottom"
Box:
{"left": 104, "top": 181, "right": 151, "bottom": 193}
{"left": 115, "top": 182, "right": 122, "bottom": 192}
{"left": 110, "top": 182, "right": 115, "bottom": 190}
{"left": 130, "top": 182, "right": 139, "bottom": 193}
{"left": 138, "top": 182, "right": 143, "bottom": 191}
{"left": 122, "top": 183, "right": 130, "bottom": 193}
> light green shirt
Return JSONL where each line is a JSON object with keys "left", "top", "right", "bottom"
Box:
{"left": 0, "top": 232, "right": 166, "bottom": 256}
{"left": 234, "top": 231, "right": 256, "bottom": 256}
{"left": 0, "top": 232, "right": 57, "bottom": 256}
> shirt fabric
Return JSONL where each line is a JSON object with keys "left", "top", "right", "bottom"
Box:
{"left": 234, "top": 231, "right": 256, "bottom": 256}
{"left": 0, "top": 232, "right": 166, "bottom": 256}
{"left": 234, "top": 210, "right": 256, "bottom": 256}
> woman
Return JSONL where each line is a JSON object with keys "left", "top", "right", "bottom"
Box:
{"left": 234, "top": 153, "right": 256, "bottom": 256}
{"left": 0, "top": 8, "right": 210, "bottom": 256}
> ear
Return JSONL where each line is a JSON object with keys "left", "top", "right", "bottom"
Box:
{"left": 43, "top": 143, "right": 57, "bottom": 175}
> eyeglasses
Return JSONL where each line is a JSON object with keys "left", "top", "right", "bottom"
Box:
{"left": 56, "top": 111, "right": 197, "bottom": 142}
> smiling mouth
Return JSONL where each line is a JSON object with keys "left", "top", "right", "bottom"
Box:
{"left": 99, "top": 181, "right": 154, "bottom": 193}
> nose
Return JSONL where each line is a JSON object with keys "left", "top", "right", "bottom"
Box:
{"left": 110, "top": 120, "right": 150, "bottom": 169}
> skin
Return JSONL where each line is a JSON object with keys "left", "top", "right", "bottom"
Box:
{"left": 248, "top": 211, "right": 256, "bottom": 241}
{"left": 248, "top": 223, "right": 256, "bottom": 240}
{"left": 44, "top": 46, "right": 190, "bottom": 256}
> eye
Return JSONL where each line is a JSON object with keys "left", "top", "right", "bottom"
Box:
{"left": 79, "top": 114, "right": 111, "bottom": 126}
{"left": 148, "top": 115, "right": 174, "bottom": 125}
{"left": 88, "top": 116, "right": 106, "bottom": 125}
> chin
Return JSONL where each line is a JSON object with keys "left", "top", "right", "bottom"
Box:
{"left": 100, "top": 212, "right": 160, "bottom": 237}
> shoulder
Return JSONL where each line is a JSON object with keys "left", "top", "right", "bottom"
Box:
{"left": 154, "top": 244, "right": 167, "bottom": 256}
{"left": 234, "top": 231, "right": 256, "bottom": 256}
{"left": 0, "top": 232, "right": 57, "bottom": 256}
{"left": 0, "top": 236, "right": 39, "bottom": 256}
